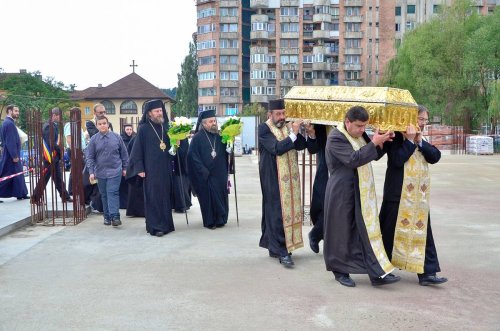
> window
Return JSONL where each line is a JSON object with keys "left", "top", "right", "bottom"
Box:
{"left": 406, "top": 21, "right": 415, "bottom": 30}
{"left": 225, "top": 104, "right": 238, "bottom": 116}
{"left": 433, "top": 5, "right": 440, "bottom": 14}
{"left": 250, "top": 53, "right": 266, "bottom": 63}
{"left": 280, "top": 7, "right": 299, "bottom": 16}
{"left": 197, "top": 23, "right": 216, "bottom": 34}
{"left": 220, "top": 7, "right": 238, "bottom": 16}
{"left": 281, "top": 23, "right": 299, "bottom": 33}
{"left": 346, "top": 7, "right": 360, "bottom": 16}
{"left": 120, "top": 100, "right": 138, "bottom": 115}
{"left": 199, "top": 88, "right": 217, "bottom": 97}
{"left": 220, "top": 24, "right": 238, "bottom": 33}
{"left": 345, "top": 23, "right": 361, "bottom": 32}
{"left": 202, "top": 105, "right": 217, "bottom": 112}
{"left": 197, "top": 40, "right": 216, "bottom": 50}
{"left": 303, "top": 55, "right": 313, "bottom": 63}
{"left": 345, "top": 71, "right": 360, "bottom": 80}
{"left": 267, "top": 55, "right": 276, "bottom": 64}
{"left": 220, "top": 87, "right": 238, "bottom": 96}
{"left": 199, "top": 56, "right": 216, "bottom": 66}
{"left": 197, "top": 8, "right": 216, "bottom": 19}
{"left": 198, "top": 72, "right": 216, "bottom": 81}
{"left": 313, "top": 53, "right": 324, "bottom": 63}
{"left": 395, "top": 23, "right": 400, "bottom": 32}
{"left": 280, "top": 55, "right": 298, "bottom": 64}
{"left": 252, "top": 22, "right": 267, "bottom": 31}
{"left": 251, "top": 70, "right": 267, "bottom": 79}
{"left": 314, "top": 6, "right": 330, "bottom": 14}
{"left": 407, "top": 5, "right": 416, "bottom": 14}
{"left": 268, "top": 71, "right": 276, "bottom": 79}
{"left": 84, "top": 106, "right": 91, "bottom": 115}
{"left": 267, "top": 86, "right": 276, "bottom": 96}
{"left": 345, "top": 55, "right": 360, "bottom": 64}
{"left": 331, "top": 7, "right": 340, "bottom": 17}
{"left": 251, "top": 86, "right": 266, "bottom": 95}
{"left": 280, "top": 39, "right": 299, "bottom": 48}
{"left": 101, "top": 100, "right": 115, "bottom": 114}
{"left": 220, "top": 55, "right": 238, "bottom": 64}
{"left": 220, "top": 71, "right": 239, "bottom": 80}
{"left": 303, "top": 71, "right": 313, "bottom": 80}
{"left": 345, "top": 39, "right": 361, "bottom": 48}
{"left": 220, "top": 39, "right": 238, "bottom": 48}
{"left": 395, "top": 6, "right": 401, "bottom": 16}
{"left": 281, "top": 71, "right": 298, "bottom": 80}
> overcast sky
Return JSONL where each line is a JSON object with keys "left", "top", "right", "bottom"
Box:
{"left": 1, "top": 0, "right": 197, "bottom": 90}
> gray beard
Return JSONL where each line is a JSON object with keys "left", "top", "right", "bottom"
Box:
{"left": 150, "top": 117, "right": 164, "bottom": 124}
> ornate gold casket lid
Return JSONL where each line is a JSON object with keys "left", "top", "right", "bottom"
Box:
{"left": 284, "top": 86, "right": 418, "bottom": 131}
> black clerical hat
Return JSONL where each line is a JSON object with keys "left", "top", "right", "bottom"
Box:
{"left": 144, "top": 99, "right": 165, "bottom": 113}
{"left": 140, "top": 99, "right": 168, "bottom": 125}
{"left": 268, "top": 99, "right": 285, "bottom": 111}
{"left": 195, "top": 109, "right": 216, "bottom": 133}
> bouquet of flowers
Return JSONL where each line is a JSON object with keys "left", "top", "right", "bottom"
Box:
{"left": 167, "top": 116, "right": 192, "bottom": 155}
{"left": 220, "top": 116, "right": 243, "bottom": 153}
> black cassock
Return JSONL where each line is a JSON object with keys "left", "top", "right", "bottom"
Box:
{"left": 187, "top": 129, "right": 229, "bottom": 228}
{"left": 126, "top": 121, "right": 174, "bottom": 235}
{"left": 0, "top": 117, "right": 28, "bottom": 198}
{"left": 125, "top": 135, "right": 145, "bottom": 217}
{"left": 258, "top": 123, "right": 318, "bottom": 257}
{"left": 172, "top": 139, "right": 192, "bottom": 213}
{"left": 323, "top": 127, "right": 386, "bottom": 278}
{"left": 309, "top": 125, "right": 329, "bottom": 244}
{"left": 118, "top": 132, "right": 135, "bottom": 209}
{"left": 379, "top": 132, "right": 441, "bottom": 275}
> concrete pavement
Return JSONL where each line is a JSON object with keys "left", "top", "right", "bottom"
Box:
{"left": 0, "top": 154, "right": 499, "bottom": 330}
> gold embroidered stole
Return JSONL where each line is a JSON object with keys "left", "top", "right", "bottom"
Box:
{"left": 391, "top": 147, "right": 430, "bottom": 273}
{"left": 337, "top": 125, "right": 394, "bottom": 275}
{"left": 266, "top": 119, "right": 303, "bottom": 252}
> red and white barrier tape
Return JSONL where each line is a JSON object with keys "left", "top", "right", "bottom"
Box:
{"left": 0, "top": 168, "right": 33, "bottom": 182}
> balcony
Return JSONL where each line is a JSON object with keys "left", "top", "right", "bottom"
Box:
{"left": 250, "top": 0, "right": 269, "bottom": 8}
{"left": 220, "top": 95, "right": 240, "bottom": 104}
{"left": 281, "top": 31, "right": 300, "bottom": 39}
{"left": 344, "top": 80, "right": 363, "bottom": 87}
{"left": 280, "top": 48, "right": 300, "bottom": 55}
{"left": 281, "top": 16, "right": 300, "bottom": 23}
{"left": 281, "top": 0, "right": 299, "bottom": 6}
{"left": 343, "top": 15, "right": 364, "bottom": 23}
{"left": 197, "top": 0, "right": 216, "bottom": 4}
{"left": 330, "top": 62, "right": 339, "bottom": 70}
{"left": 312, "top": 62, "right": 329, "bottom": 71}
{"left": 251, "top": 31, "right": 270, "bottom": 40}
{"left": 251, "top": 14, "right": 269, "bottom": 23}
{"left": 220, "top": 48, "right": 239, "bottom": 55}
{"left": 251, "top": 95, "right": 270, "bottom": 103}
{"left": 220, "top": 80, "right": 240, "bottom": 88}
{"left": 220, "top": 32, "right": 239, "bottom": 39}
{"left": 281, "top": 64, "right": 299, "bottom": 71}
{"left": 280, "top": 79, "right": 299, "bottom": 87}
{"left": 313, "top": 13, "right": 332, "bottom": 23}
{"left": 303, "top": 15, "right": 313, "bottom": 21}
{"left": 250, "top": 63, "right": 269, "bottom": 70}
{"left": 343, "top": 63, "right": 362, "bottom": 71}
{"left": 220, "top": 64, "right": 239, "bottom": 71}
{"left": 220, "top": 16, "right": 239, "bottom": 24}
{"left": 220, "top": 0, "right": 239, "bottom": 6}
{"left": 344, "top": 0, "right": 364, "bottom": 6}
{"left": 312, "top": 78, "right": 330, "bottom": 86}
{"left": 312, "top": 30, "right": 331, "bottom": 39}
{"left": 313, "top": 0, "right": 330, "bottom": 5}
{"left": 250, "top": 46, "right": 268, "bottom": 54}
{"left": 344, "top": 31, "right": 364, "bottom": 38}
{"left": 344, "top": 47, "right": 363, "bottom": 55}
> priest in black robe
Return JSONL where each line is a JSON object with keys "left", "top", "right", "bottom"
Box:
{"left": 119, "top": 124, "right": 136, "bottom": 209}
{"left": 126, "top": 100, "right": 174, "bottom": 237}
{"left": 125, "top": 134, "right": 144, "bottom": 217}
{"left": 379, "top": 105, "right": 447, "bottom": 286}
{"left": 172, "top": 138, "right": 192, "bottom": 213}
{"left": 323, "top": 106, "right": 399, "bottom": 287}
{"left": 187, "top": 110, "right": 229, "bottom": 229}
{"left": 308, "top": 124, "right": 329, "bottom": 254}
{"left": 258, "top": 99, "right": 318, "bottom": 268}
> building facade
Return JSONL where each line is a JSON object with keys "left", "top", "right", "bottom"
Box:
{"left": 196, "top": 0, "right": 251, "bottom": 116}
{"left": 197, "top": 0, "right": 498, "bottom": 109}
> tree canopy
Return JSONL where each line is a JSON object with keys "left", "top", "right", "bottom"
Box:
{"left": 172, "top": 37, "right": 198, "bottom": 118}
{"left": 382, "top": 0, "right": 499, "bottom": 132}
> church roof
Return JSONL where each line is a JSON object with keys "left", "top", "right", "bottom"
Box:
{"left": 71, "top": 73, "right": 173, "bottom": 101}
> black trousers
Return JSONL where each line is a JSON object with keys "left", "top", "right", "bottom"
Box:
{"left": 33, "top": 160, "right": 69, "bottom": 202}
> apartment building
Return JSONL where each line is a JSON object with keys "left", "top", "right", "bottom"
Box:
{"left": 197, "top": 0, "right": 498, "bottom": 109}
{"left": 196, "top": 0, "right": 251, "bottom": 116}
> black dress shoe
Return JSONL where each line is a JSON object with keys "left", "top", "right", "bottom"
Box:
{"left": 334, "top": 274, "right": 356, "bottom": 287}
{"left": 419, "top": 275, "right": 448, "bottom": 286}
{"left": 371, "top": 273, "right": 401, "bottom": 286}
{"left": 208, "top": 225, "right": 217, "bottom": 230}
{"left": 103, "top": 219, "right": 111, "bottom": 226}
{"left": 155, "top": 231, "right": 165, "bottom": 237}
{"left": 308, "top": 232, "right": 319, "bottom": 254}
{"left": 17, "top": 195, "right": 30, "bottom": 200}
{"left": 112, "top": 219, "right": 122, "bottom": 227}
{"left": 62, "top": 197, "right": 73, "bottom": 203}
{"left": 216, "top": 224, "right": 225, "bottom": 228}
{"left": 279, "top": 255, "right": 294, "bottom": 267}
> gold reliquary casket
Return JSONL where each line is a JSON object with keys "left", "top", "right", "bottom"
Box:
{"left": 284, "top": 86, "right": 419, "bottom": 132}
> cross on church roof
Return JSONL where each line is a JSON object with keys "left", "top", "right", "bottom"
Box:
{"left": 130, "top": 60, "right": 138, "bottom": 73}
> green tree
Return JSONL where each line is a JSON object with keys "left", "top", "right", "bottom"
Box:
{"left": 382, "top": 0, "right": 499, "bottom": 131}
{"left": 0, "top": 72, "right": 75, "bottom": 129}
{"left": 241, "top": 103, "right": 266, "bottom": 121}
{"left": 172, "top": 37, "right": 198, "bottom": 118}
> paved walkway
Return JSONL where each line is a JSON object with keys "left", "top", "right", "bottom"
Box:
{"left": 0, "top": 154, "right": 499, "bottom": 330}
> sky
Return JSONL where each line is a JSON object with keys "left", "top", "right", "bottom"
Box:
{"left": 1, "top": 0, "right": 197, "bottom": 90}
